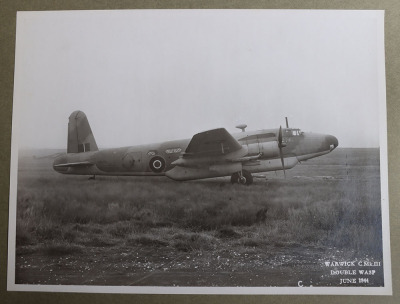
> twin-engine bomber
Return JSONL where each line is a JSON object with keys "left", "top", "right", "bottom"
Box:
{"left": 53, "top": 111, "right": 338, "bottom": 185}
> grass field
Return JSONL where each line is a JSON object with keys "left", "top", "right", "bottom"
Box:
{"left": 13, "top": 148, "right": 384, "bottom": 287}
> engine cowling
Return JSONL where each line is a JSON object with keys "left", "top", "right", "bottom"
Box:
{"left": 246, "top": 141, "right": 280, "bottom": 158}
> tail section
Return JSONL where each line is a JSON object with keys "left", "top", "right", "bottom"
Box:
{"left": 67, "top": 111, "right": 98, "bottom": 153}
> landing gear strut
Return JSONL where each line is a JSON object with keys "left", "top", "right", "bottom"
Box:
{"left": 231, "top": 170, "right": 253, "bottom": 185}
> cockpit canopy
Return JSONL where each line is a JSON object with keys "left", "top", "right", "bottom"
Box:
{"left": 284, "top": 128, "right": 303, "bottom": 136}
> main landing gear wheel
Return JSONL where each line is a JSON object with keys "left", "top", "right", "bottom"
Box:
{"left": 231, "top": 170, "right": 253, "bottom": 185}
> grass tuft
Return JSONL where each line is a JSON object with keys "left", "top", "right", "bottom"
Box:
{"left": 43, "top": 242, "right": 84, "bottom": 256}
{"left": 126, "top": 235, "right": 168, "bottom": 247}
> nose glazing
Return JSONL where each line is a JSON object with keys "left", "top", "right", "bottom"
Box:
{"left": 326, "top": 135, "right": 339, "bottom": 150}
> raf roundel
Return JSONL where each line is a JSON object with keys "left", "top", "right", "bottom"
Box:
{"left": 149, "top": 156, "right": 166, "bottom": 173}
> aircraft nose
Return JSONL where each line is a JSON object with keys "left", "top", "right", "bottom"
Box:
{"left": 326, "top": 135, "right": 339, "bottom": 151}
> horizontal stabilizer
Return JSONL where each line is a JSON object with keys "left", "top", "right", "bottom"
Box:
{"left": 53, "top": 161, "right": 94, "bottom": 168}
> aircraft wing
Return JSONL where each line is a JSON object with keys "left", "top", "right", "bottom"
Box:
{"left": 53, "top": 161, "right": 94, "bottom": 168}
{"left": 184, "top": 128, "right": 242, "bottom": 157}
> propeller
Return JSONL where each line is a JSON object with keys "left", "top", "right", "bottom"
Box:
{"left": 278, "top": 126, "right": 286, "bottom": 178}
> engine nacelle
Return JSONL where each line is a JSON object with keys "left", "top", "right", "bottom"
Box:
{"left": 246, "top": 141, "right": 280, "bottom": 159}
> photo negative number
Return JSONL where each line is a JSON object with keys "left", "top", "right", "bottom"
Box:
{"left": 149, "top": 156, "right": 166, "bottom": 173}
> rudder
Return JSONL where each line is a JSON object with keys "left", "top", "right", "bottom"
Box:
{"left": 67, "top": 111, "right": 99, "bottom": 153}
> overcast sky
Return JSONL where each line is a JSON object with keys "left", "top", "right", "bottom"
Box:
{"left": 13, "top": 10, "right": 385, "bottom": 149}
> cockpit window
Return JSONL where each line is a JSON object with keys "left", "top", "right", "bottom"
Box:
{"left": 292, "top": 129, "right": 301, "bottom": 136}
{"left": 285, "top": 129, "right": 302, "bottom": 136}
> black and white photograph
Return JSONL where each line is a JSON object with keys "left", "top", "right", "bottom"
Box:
{"left": 7, "top": 9, "right": 391, "bottom": 294}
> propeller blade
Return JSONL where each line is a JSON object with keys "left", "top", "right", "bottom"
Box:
{"left": 280, "top": 150, "right": 286, "bottom": 178}
{"left": 278, "top": 126, "right": 286, "bottom": 178}
{"left": 278, "top": 126, "right": 283, "bottom": 146}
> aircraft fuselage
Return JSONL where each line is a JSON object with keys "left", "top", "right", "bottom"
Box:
{"left": 53, "top": 127, "right": 338, "bottom": 181}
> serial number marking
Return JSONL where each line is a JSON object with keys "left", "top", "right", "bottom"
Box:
{"left": 165, "top": 148, "right": 182, "bottom": 154}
